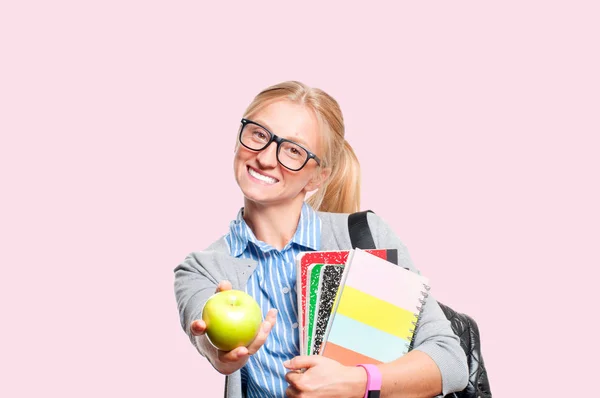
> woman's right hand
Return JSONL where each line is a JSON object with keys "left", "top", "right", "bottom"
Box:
{"left": 190, "top": 280, "right": 278, "bottom": 374}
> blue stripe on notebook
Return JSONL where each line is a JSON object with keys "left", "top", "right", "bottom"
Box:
{"left": 326, "top": 313, "right": 411, "bottom": 363}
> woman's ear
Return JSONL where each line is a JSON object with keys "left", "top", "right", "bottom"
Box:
{"left": 305, "top": 167, "right": 332, "bottom": 192}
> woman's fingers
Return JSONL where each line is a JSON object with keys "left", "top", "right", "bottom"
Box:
{"left": 246, "top": 309, "right": 278, "bottom": 355}
{"left": 190, "top": 319, "right": 207, "bottom": 336}
{"left": 285, "top": 386, "right": 301, "bottom": 398}
{"left": 265, "top": 308, "right": 278, "bottom": 325}
{"left": 216, "top": 280, "right": 233, "bottom": 293}
{"left": 217, "top": 345, "right": 249, "bottom": 363}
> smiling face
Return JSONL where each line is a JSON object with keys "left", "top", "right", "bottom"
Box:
{"left": 233, "top": 100, "right": 329, "bottom": 210}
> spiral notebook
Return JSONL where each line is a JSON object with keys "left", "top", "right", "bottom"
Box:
{"left": 320, "top": 248, "right": 430, "bottom": 365}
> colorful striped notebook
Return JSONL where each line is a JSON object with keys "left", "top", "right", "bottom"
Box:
{"left": 320, "top": 248, "right": 430, "bottom": 365}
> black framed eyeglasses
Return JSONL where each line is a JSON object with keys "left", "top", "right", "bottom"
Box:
{"left": 238, "top": 118, "right": 322, "bottom": 171}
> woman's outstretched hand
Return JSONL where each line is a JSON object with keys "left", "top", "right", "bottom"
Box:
{"left": 190, "top": 280, "right": 277, "bottom": 375}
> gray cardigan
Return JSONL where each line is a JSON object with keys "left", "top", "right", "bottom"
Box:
{"left": 174, "top": 211, "right": 468, "bottom": 397}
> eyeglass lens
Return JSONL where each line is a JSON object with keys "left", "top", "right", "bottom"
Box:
{"left": 240, "top": 123, "right": 309, "bottom": 170}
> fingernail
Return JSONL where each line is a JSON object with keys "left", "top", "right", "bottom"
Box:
{"left": 283, "top": 360, "right": 290, "bottom": 367}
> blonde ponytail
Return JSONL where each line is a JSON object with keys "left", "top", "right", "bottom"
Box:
{"left": 307, "top": 140, "right": 361, "bottom": 213}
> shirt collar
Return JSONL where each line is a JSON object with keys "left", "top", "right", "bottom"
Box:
{"left": 227, "top": 202, "right": 321, "bottom": 256}
{"left": 291, "top": 202, "right": 321, "bottom": 251}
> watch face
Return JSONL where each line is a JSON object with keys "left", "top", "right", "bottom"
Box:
{"left": 367, "top": 392, "right": 381, "bottom": 398}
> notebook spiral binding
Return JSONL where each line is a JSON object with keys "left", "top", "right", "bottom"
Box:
{"left": 407, "top": 283, "right": 431, "bottom": 348}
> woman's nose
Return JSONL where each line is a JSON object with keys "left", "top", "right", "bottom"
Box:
{"left": 255, "top": 142, "right": 278, "bottom": 168}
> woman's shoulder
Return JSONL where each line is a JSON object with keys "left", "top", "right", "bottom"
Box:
{"left": 176, "top": 235, "right": 231, "bottom": 271}
{"left": 316, "top": 209, "right": 389, "bottom": 233}
{"left": 204, "top": 234, "right": 230, "bottom": 253}
{"left": 316, "top": 210, "right": 385, "bottom": 248}
{"left": 316, "top": 210, "right": 350, "bottom": 224}
{"left": 317, "top": 210, "right": 352, "bottom": 237}
{"left": 176, "top": 236, "right": 257, "bottom": 285}
{"left": 317, "top": 209, "right": 406, "bottom": 248}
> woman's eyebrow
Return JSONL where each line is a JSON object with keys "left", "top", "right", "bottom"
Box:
{"left": 254, "top": 119, "right": 311, "bottom": 148}
{"left": 252, "top": 118, "right": 272, "bottom": 131}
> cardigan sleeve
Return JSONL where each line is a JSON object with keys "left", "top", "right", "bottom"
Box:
{"left": 366, "top": 212, "right": 469, "bottom": 396}
{"left": 173, "top": 251, "right": 220, "bottom": 356}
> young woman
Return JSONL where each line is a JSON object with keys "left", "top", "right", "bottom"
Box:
{"left": 174, "top": 81, "right": 468, "bottom": 397}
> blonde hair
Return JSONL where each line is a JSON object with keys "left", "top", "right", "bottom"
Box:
{"left": 242, "top": 81, "right": 361, "bottom": 213}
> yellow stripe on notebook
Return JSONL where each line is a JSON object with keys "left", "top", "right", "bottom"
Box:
{"left": 335, "top": 285, "right": 416, "bottom": 338}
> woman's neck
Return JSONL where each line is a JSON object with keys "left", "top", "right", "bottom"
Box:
{"left": 242, "top": 199, "right": 304, "bottom": 251}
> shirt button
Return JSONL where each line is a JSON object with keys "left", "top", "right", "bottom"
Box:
{"left": 282, "top": 287, "right": 290, "bottom": 294}
{"left": 292, "top": 322, "right": 298, "bottom": 329}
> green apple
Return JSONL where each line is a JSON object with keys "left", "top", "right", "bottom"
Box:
{"left": 202, "top": 289, "right": 263, "bottom": 351}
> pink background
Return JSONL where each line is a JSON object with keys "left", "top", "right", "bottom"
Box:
{"left": 2, "top": 1, "right": 598, "bottom": 396}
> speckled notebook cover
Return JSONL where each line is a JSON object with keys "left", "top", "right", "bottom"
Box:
{"left": 310, "top": 264, "right": 344, "bottom": 355}
{"left": 305, "top": 263, "right": 325, "bottom": 355}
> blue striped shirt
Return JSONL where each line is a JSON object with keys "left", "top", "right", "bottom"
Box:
{"left": 225, "top": 203, "right": 321, "bottom": 398}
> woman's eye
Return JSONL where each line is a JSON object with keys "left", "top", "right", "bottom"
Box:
{"left": 253, "top": 131, "right": 267, "bottom": 140}
{"left": 284, "top": 145, "right": 303, "bottom": 158}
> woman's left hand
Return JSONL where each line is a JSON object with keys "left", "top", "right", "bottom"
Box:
{"left": 284, "top": 355, "right": 367, "bottom": 398}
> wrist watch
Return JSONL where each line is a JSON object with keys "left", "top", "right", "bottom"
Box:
{"left": 356, "top": 364, "right": 382, "bottom": 398}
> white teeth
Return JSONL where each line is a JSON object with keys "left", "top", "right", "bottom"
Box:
{"left": 248, "top": 167, "right": 278, "bottom": 184}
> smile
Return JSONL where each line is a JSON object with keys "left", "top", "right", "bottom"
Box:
{"left": 247, "top": 166, "right": 279, "bottom": 185}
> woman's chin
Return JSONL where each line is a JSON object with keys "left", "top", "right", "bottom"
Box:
{"left": 241, "top": 188, "right": 276, "bottom": 205}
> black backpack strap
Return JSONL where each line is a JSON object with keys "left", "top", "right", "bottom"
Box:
{"left": 348, "top": 210, "right": 376, "bottom": 249}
